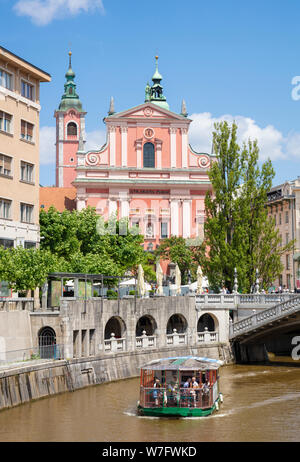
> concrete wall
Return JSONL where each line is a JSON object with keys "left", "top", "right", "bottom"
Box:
{"left": 0, "top": 343, "right": 233, "bottom": 411}
{"left": 29, "top": 296, "right": 230, "bottom": 359}
{"left": 0, "top": 311, "right": 33, "bottom": 360}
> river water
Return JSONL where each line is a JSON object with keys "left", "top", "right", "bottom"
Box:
{"left": 0, "top": 364, "right": 300, "bottom": 442}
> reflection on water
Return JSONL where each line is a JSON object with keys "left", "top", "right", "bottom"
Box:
{"left": 0, "top": 364, "right": 300, "bottom": 442}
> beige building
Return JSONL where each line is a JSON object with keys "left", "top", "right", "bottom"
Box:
{"left": 0, "top": 46, "right": 51, "bottom": 253}
{"left": 267, "top": 178, "right": 300, "bottom": 290}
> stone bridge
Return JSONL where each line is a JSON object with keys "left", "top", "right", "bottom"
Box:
{"left": 229, "top": 295, "right": 300, "bottom": 363}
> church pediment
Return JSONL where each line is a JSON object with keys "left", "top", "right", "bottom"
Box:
{"left": 105, "top": 102, "right": 191, "bottom": 122}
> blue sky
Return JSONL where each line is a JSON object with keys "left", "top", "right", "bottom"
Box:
{"left": 2, "top": 0, "right": 300, "bottom": 186}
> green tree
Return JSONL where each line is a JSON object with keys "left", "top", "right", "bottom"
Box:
{"left": 200, "top": 121, "right": 294, "bottom": 292}
{"left": 155, "top": 236, "right": 197, "bottom": 284}
{"left": 0, "top": 247, "right": 61, "bottom": 292}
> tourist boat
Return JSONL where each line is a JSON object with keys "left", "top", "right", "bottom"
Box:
{"left": 137, "top": 356, "right": 223, "bottom": 417}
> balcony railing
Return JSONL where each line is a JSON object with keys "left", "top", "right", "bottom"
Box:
{"left": 136, "top": 332, "right": 156, "bottom": 349}
{"left": 197, "top": 330, "right": 218, "bottom": 343}
{"left": 166, "top": 329, "right": 187, "bottom": 346}
{"left": 104, "top": 333, "right": 126, "bottom": 352}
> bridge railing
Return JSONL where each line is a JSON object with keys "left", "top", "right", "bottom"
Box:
{"left": 196, "top": 293, "right": 295, "bottom": 307}
{"left": 229, "top": 295, "right": 300, "bottom": 338}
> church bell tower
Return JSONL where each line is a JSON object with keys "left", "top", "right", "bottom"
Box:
{"left": 54, "top": 52, "right": 86, "bottom": 187}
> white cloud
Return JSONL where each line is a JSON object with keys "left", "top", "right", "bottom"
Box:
{"left": 39, "top": 126, "right": 106, "bottom": 165}
{"left": 188, "top": 112, "right": 286, "bottom": 161}
{"left": 13, "top": 0, "right": 104, "bottom": 26}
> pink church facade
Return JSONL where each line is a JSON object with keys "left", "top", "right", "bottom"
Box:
{"left": 55, "top": 55, "right": 215, "bottom": 271}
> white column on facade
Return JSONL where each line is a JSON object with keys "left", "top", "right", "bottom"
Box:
{"left": 121, "top": 126, "right": 128, "bottom": 167}
{"left": 182, "top": 199, "right": 191, "bottom": 238}
{"left": 170, "top": 127, "right": 177, "bottom": 168}
{"left": 77, "top": 197, "right": 86, "bottom": 211}
{"left": 156, "top": 140, "right": 162, "bottom": 169}
{"left": 135, "top": 139, "right": 142, "bottom": 168}
{"left": 108, "top": 198, "right": 118, "bottom": 217}
{"left": 58, "top": 114, "right": 64, "bottom": 187}
{"left": 109, "top": 126, "right": 116, "bottom": 166}
{"left": 80, "top": 114, "right": 86, "bottom": 144}
{"left": 170, "top": 199, "right": 179, "bottom": 236}
{"left": 181, "top": 128, "right": 188, "bottom": 168}
{"left": 120, "top": 196, "right": 129, "bottom": 218}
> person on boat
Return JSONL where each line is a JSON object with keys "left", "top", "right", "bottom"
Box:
{"left": 153, "top": 377, "right": 162, "bottom": 406}
{"left": 201, "top": 380, "right": 210, "bottom": 406}
{"left": 190, "top": 376, "right": 199, "bottom": 407}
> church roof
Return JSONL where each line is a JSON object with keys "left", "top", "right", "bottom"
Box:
{"left": 58, "top": 52, "right": 84, "bottom": 113}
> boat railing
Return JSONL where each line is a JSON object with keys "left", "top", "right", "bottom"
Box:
{"left": 140, "top": 385, "right": 214, "bottom": 409}
{"left": 166, "top": 329, "right": 187, "bottom": 346}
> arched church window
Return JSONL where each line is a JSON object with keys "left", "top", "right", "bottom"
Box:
{"left": 143, "top": 142, "right": 155, "bottom": 168}
{"left": 67, "top": 122, "right": 77, "bottom": 136}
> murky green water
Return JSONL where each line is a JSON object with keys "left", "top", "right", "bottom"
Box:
{"left": 0, "top": 364, "right": 300, "bottom": 441}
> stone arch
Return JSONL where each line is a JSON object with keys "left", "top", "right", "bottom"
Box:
{"left": 38, "top": 326, "right": 56, "bottom": 358}
{"left": 104, "top": 316, "right": 126, "bottom": 339}
{"left": 66, "top": 121, "right": 78, "bottom": 136}
{"left": 166, "top": 313, "right": 188, "bottom": 334}
{"left": 143, "top": 142, "right": 155, "bottom": 168}
{"left": 197, "top": 313, "right": 219, "bottom": 332}
{"left": 136, "top": 315, "right": 157, "bottom": 337}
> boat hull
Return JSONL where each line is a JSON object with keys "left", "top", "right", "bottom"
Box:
{"left": 137, "top": 397, "right": 220, "bottom": 418}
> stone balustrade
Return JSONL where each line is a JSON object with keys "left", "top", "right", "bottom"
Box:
{"left": 230, "top": 295, "right": 300, "bottom": 339}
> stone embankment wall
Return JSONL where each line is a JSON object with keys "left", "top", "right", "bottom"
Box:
{"left": 0, "top": 343, "right": 233, "bottom": 411}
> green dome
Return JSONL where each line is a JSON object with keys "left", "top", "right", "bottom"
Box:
{"left": 57, "top": 52, "right": 84, "bottom": 112}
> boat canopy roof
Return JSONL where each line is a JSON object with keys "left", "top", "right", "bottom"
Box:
{"left": 141, "top": 356, "right": 223, "bottom": 371}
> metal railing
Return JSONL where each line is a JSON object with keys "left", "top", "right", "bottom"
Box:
{"left": 0, "top": 344, "right": 65, "bottom": 367}
{"left": 140, "top": 385, "right": 216, "bottom": 409}
{"left": 230, "top": 295, "right": 300, "bottom": 338}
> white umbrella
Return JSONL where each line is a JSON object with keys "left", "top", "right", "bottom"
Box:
{"left": 137, "top": 264, "right": 145, "bottom": 297}
{"left": 196, "top": 265, "right": 203, "bottom": 294}
{"left": 175, "top": 264, "right": 181, "bottom": 295}
{"left": 156, "top": 263, "right": 164, "bottom": 295}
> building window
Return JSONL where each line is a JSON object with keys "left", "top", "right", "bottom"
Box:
{"left": 285, "top": 211, "right": 289, "bottom": 224}
{"left": 24, "top": 241, "right": 36, "bottom": 249}
{"left": 0, "top": 198, "right": 11, "bottom": 219}
{"left": 21, "top": 120, "right": 34, "bottom": 142}
{"left": 0, "top": 69, "right": 13, "bottom": 90}
{"left": 143, "top": 142, "right": 155, "bottom": 168}
{"left": 20, "top": 161, "right": 34, "bottom": 183}
{"left": 286, "top": 233, "right": 289, "bottom": 245}
{"left": 286, "top": 254, "right": 290, "bottom": 270}
{"left": 0, "top": 154, "right": 12, "bottom": 177}
{"left": 161, "top": 222, "right": 168, "bottom": 239}
{"left": 20, "top": 203, "right": 33, "bottom": 223}
{"left": 67, "top": 122, "right": 77, "bottom": 136}
{"left": 0, "top": 111, "right": 12, "bottom": 133}
{"left": 279, "top": 213, "right": 282, "bottom": 225}
{"left": 21, "top": 80, "right": 34, "bottom": 100}
{"left": 0, "top": 238, "right": 14, "bottom": 249}
{"left": 145, "top": 221, "right": 154, "bottom": 238}
{"left": 287, "top": 274, "right": 291, "bottom": 290}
